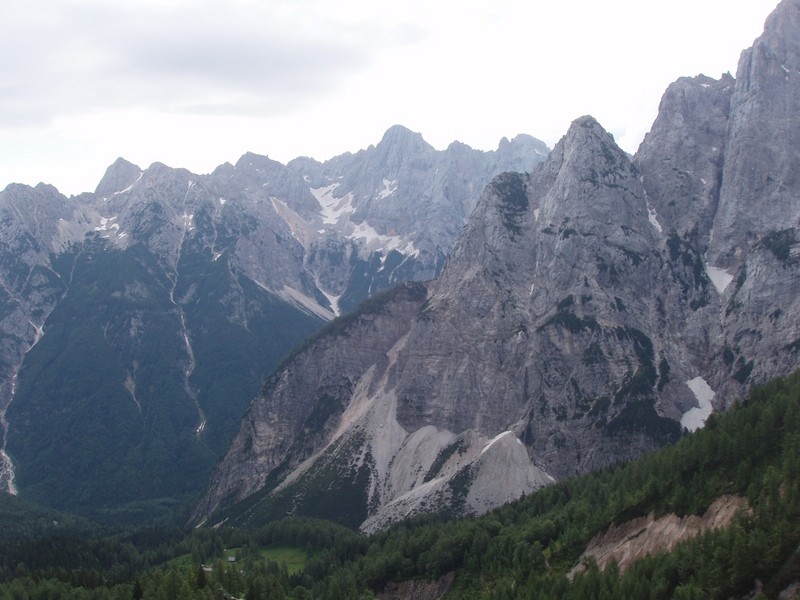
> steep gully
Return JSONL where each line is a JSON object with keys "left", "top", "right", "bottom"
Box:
{"left": 0, "top": 282, "right": 53, "bottom": 495}
{"left": 0, "top": 238, "right": 89, "bottom": 494}
{"left": 169, "top": 183, "right": 207, "bottom": 438}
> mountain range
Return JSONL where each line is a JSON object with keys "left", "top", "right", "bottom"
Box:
{"left": 1, "top": 0, "right": 798, "bottom": 535}
{"left": 0, "top": 125, "right": 546, "bottom": 517}
{"left": 193, "top": 0, "right": 800, "bottom": 532}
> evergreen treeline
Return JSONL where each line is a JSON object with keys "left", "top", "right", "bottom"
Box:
{"left": 1, "top": 371, "right": 799, "bottom": 599}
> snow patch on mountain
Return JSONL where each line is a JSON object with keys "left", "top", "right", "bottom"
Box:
{"left": 347, "top": 220, "right": 419, "bottom": 257}
{"left": 681, "top": 377, "right": 715, "bottom": 432}
{"left": 377, "top": 179, "right": 398, "bottom": 199}
{"left": 311, "top": 183, "right": 356, "bottom": 225}
{"left": 704, "top": 263, "right": 734, "bottom": 294}
{"left": 94, "top": 216, "right": 118, "bottom": 232}
{"left": 646, "top": 202, "right": 663, "bottom": 233}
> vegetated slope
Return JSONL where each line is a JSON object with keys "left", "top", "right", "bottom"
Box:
{"left": 198, "top": 0, "right": 800, "bottom": 532}
{"left": 267, "top": 369, "right": 793, "bottom": 599}
{"left": 1, "top": 370, "right": 798, "bottom": 600}
{"left": 6, "top": 238, "right": 322, "bottom": 518}
{"left": 339, "top": 370, "right": 800, "bottom": 598}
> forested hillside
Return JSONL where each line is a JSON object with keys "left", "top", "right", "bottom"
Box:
{"left": 2, "top": 370, "right": 799, "bottom": 599}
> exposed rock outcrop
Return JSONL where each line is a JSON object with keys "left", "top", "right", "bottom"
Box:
{"left": 570, "top": 495, "right": 748, "bottom": 575}
{"left": 379, "top": 572, "right": 455, "bottom": 600}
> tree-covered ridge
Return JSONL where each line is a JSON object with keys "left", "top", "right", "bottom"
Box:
{"left": 347, "top": 370, "right": 800, "bottom": 598}
{"left": 1, "top": 370, "right": 799, "bottom": 599}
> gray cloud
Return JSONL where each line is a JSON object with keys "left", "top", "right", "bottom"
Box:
{"left": 0, "top": 1, "right": 421, "bottom": 125}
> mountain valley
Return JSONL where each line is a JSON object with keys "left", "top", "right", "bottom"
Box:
{"left": 0, "top": 127, "right": 545, "bottom": 517}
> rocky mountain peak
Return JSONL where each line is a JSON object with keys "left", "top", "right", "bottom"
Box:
{"left": 497, "top": 133, "right": 549, "bottom": 157}
{"left": 377, "top": 124, "right": 434, "bottom": 155}
{"left": 94, "top": 157, "right": 142, "bottom": 198}
{"left": 234, "top": 151, "right": 282, "bottom": 173}
{"left": 226, "top": 151, "right": 321, "bottom": 216}
{"left": 544, "top": 115, "right": 631, "bottom": 185}
{"left": 561, "top": 115, "right": 626, "bottom": 162}
{"left": 533, "top": 115, "right": 645, "bottom": 233}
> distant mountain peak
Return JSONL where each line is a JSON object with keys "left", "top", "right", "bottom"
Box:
{"left": 94, "top": 157, "right": 142, "bottom": 198}
{"left": 233, "top": 151, "right": 286, "bottom": 175}
{"left": 497, "top": 133, "right": 550, "bottom": 156}
{"left": 377, "top": 125, "right": 434, "bottom": 153}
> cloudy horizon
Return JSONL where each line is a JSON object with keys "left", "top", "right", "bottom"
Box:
{"left": 1, "top": 0, "right": 780, "bottom": 196}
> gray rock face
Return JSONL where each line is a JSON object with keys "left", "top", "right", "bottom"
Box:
{"left": 636, "top": 74, "right": 734, "bottom": 244}
{"left": 392, "top": 117, "right": 680, "bottom": 479}
{"left": 636, "top": 0, "right": 800, "bottom": 408}
{"left": 710, "top": 0, "right": 800, "bottom": 267}
{"left": 197, "top": 1, "right": 800, "bottom": 531}
{"left": 95, "top": 158, "right": 143, "bottom": 199}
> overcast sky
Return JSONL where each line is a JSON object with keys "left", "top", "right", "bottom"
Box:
{"left": 0, "top": 0, "right": 780, "bottom": 196}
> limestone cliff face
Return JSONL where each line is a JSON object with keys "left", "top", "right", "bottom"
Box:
{"left": 709, "top": 0, "right": 800, "bottom": 406}
{"left": 0, "top": 184, "right": 82, "bottom": 492}
{"left": 197, "top": 1, "right": 800, "bottom": 531}
{"left": 636, "top": 0, "right": 800, "bottom": 408}
{"left": 636, "top": 74, "right": 733, "bottom": 244}
{"left": 194, "top": 282, "right": 429, "bottom": 521}
{"left": 710, "top": 0, "right": 800, "bottom": 267}
{"left": 391, "top": 117, "right": 681, "bottom": 479}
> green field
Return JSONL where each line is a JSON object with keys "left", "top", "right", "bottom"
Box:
{"left": 259, "top": 547, "right": 307, "bottom": 575}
